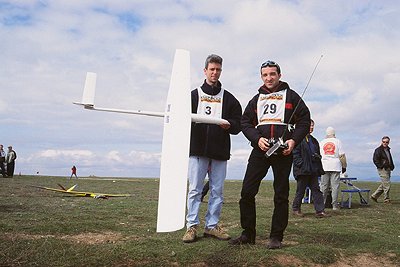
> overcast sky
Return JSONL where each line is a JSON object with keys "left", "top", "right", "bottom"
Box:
{"left": 1, "top": 0, "right": 399, "bottom": 181}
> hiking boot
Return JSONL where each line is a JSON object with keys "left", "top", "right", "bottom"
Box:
{"left": 384, "top": 199, "right": 391, "bottom": 204}
{"left": 229, "top": 234, "right": 255, "bottom": 245}
{"left": 370, "top": 196, "right": 378, "bottom": 203}
{"left": 315, "top": 211, "right": 331, "bottom": 218}
{"left": 182, "top": 225, "right": 198, "bottom": 243}
{"left": 204, "top": 225, "right": 231, "bottom": 240}
{"left": 267, "top": 238, "right": 282, "bottom": 249}
{"left": 292, "top": 210, "right": 304, "bottom": 217}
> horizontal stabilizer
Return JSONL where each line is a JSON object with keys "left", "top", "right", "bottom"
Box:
{"left": 67, "top": 184, "right": 78, "bottom": 192}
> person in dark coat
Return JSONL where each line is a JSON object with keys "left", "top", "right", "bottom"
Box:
{"left": 292, "top": 119, "right": 329, "bottom": 218}
{"left": 0, "top": 144, "right": 7, "bottom": 177}
{"left": 182, "top": 54, "right": 242, "bottom": 243}
{"left": 5, "top": 146, "right": 17, "bottom": 177}
{"left": 371, "top": 136, "right": 395, "bottom": 203}
{"left": 229, "top": 60, "right": 310, "bottom": 249}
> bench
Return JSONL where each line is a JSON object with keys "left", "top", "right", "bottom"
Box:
{"left": 341, "top": 189, "right": 371, "bottom": 208}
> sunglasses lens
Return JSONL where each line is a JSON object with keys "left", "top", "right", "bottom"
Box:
{"left": 261, "top": 61, "right": 276, "bottom": 68}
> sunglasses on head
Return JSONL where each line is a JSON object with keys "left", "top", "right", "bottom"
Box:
{"left": 261, "top": 60, "right": 279, "bottom": 68}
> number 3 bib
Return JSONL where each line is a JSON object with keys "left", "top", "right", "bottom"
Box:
{"left": 197, "top": 88, "right": 224, "bottom": 119}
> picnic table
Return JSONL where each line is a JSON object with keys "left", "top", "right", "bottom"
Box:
{"left": 340, "top": 177, "right": 370, "bottom": 208}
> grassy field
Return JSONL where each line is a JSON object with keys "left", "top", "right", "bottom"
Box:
{"left": 0, "top": 175, "right": 399, "bottom": 266}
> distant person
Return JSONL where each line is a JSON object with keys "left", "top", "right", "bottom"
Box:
{"left": 292, "top": 120, "right": 329, "bottom": 218}
{"left": 371, "top": 136, "right": 395, "bottom": 204}
{"left": 70, "top": 165, "right": 78, "bottom": 179}
{"left": 319, "top": 127, "right": 347, "bottom": 211}
{"left": 5, "top": 146, "right": 17, "bottom": 177}
{"left": 182, "top": 54, "right": 242, "bottom": 243}
{"left": 229, "top": 60, "right": 310, "bottom": 249}
{"left": 0, "top": 144, "right": 6, "bottom": 177}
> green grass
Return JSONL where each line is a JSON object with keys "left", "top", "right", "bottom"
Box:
{"left": 1, "top": 175, "right": 399, "bottom": 266}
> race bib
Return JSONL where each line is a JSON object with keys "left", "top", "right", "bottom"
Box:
{"left": 197, "top": 87, "right": 224, "bottom": 119}
{"left": 257, "top": 90, "right": 287, "bottom": 126}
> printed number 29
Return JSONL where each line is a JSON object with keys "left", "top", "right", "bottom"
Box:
{"left": 263, "top": 104, "right": 276, "bottom": 114}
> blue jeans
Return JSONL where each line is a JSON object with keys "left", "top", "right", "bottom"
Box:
{"left": 186, "top": 156, "right": 227, "bottom": 229}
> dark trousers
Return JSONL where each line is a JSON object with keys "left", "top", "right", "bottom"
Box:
{"left": 1, "top": 162, "right": 6, "bottom": 177}
{"left": 239, "top": 150, "right": 292, "bottom": 242}
{"left": 292, "top": 175, "right": 325, "bottom": 213}
{"left": 7, "top": 162, "right": 15, "bottom": 177}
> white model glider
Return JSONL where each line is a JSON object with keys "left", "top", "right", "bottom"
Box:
{"left": 74, "top": 49, "right": 229, "bottom": 232}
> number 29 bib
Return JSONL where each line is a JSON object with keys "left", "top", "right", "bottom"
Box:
{"left": 257, "top": 89, "right": 287, "bottom": 127}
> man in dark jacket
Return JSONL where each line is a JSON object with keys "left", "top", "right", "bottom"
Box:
{"left": 292, "top": 119, "right": 329, "bottom": 218}
{"left": 6, "top": 146, "right": 17, "bottom": 177}
{"left": 230, "top": 60, "right": 310, "bottom": 249}
{"left": 182, "top": 54, "right": 242, "bottom": 243}
{"left": 0, "top": 144, "right": 6, "bottom": 177}
{"left": 371, "top": 136, "right": 395, "bottom": 203}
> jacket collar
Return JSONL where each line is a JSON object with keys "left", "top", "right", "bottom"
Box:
{"left": 259, "top": 81, "right": 289, "bottom": 94}
{"left": 201, "top": 80, "right": 222, "bottom": 96}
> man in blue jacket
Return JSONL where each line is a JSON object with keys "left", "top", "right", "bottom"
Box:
{"left": 291, "top": 119, "right": 329, "bottom": 218}
{"left": 182, "top": 54, "right": 242, "bottom": 243}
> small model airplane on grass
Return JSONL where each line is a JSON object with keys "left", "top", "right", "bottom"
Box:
{"left": 31, "top": 184, "right": 131, "bottom": 199}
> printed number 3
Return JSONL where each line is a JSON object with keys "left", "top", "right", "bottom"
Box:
{"left": 205, "top": 106, "right": 212, "bottom": 115}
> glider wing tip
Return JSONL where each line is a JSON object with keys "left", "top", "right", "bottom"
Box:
{"left": 73, "top": 102, "right": 94, "bottom": 109}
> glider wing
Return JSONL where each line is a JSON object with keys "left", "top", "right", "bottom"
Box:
{"left": 31, "top": 185, "right": 130, "bottom": 198}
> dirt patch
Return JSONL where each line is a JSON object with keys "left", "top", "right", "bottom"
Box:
{"left": 3, "top": 231, "right": 135, "bottom": 245}
{"left": 330, "top": 253, "right": 398, "bottom": 267}
{"left": 272, "top": 252, "right": 398, "bottom": 267}
{"left": 60, "top": 231, "right": 123, "bottom": 244}
{"left": 274, "top": 254, "right": 307, "bottom": 266}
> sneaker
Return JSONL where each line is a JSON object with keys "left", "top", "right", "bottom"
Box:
{"left": 315, "top": 211, "right": 331, "bottom": 218}
{"left": 267, "top": 238, "right": 282, "bottom": 249}
{"left": 292, "top": 210, "right": 304, "bottom": 217}
{"left": 370, "top": 196, "right": 378, "bottom": 203}
{"left": 204, "top": 225, "right": 230, "bottom": 240}
{"left": 384, "top": 199, "right": 391, "bottom": 204}
{"left": 229, "top": 234, "right": 255, "bottom": 245}
{"left": 182, "top": 226, "right": 198, "bottom": 243}
{"left": 332, "top": 205, "right": 340, "bottom": 211}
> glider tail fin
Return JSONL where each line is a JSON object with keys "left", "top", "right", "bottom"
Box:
{"left": 67, "top": 184, "right": 78, "bottom": 192}
{"left": 73, "top": 72, "right": 97, "bottom": 109}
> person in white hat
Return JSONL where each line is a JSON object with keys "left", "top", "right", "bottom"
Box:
{"left": 319, "top": 127, "right": 347, "bottom": 210}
